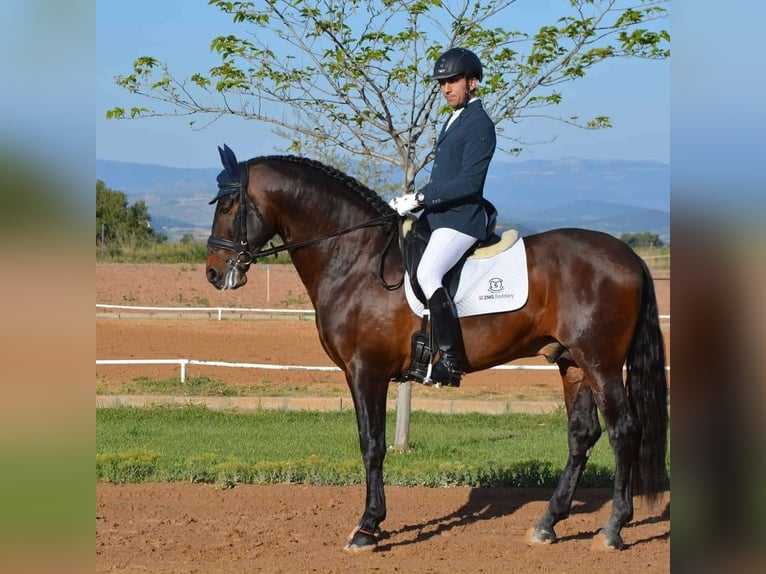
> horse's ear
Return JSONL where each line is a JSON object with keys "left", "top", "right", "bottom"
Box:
{"left": 218, "top": 144, "right": 239, "bottom": 175}
{"left": 224, "top": 144, "right": 239, "bottom": 175}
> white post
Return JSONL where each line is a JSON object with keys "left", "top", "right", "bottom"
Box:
{"left": 393, "top": 381, "right": 412, "bottom": 451}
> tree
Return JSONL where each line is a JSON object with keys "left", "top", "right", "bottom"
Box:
{"left": 96, "top": 179, "right": 166, "bottom": 246}
{"left": 619, "top": 231, "right": 664, "bottom": 249}
{"left": 108, "top": 0, "right": 669, "bottom": 193}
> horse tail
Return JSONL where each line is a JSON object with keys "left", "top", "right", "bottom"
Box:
{"left": 625, "top": 258, "right": 669, "bottom": 504}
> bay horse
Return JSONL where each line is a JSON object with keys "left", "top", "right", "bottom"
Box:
{"left": 205, "top": 145, "right": 668, "bottom": 552}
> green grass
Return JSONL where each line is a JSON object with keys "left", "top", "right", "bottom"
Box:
{"left": 97, "top": 239, "right": 295, "bottom": 264}
{"left": 96, "top": 375, "right": 349, "bottom": 397}
{"left": 98, "top": 240, "right": 208, "bottom": 263}
{"left": 95, "top": 374, "right": 565, "bottom": 401}
{"left": 635, "top": 246, "right": 671, "bottom": 274}
{"left": 96, "top": 405, "right": 658, "bottom": 488}
{"left": 98, "top": 376, "right": 246, "bottom": 396}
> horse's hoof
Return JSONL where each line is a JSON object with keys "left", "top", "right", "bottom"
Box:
{"left": 592, "top": 529, "right": 624, "bottom": 550}
{"left": 526, "top": 526, "right": 556, "bottom": 545}
{"left": 344, "top": 526, "right": 380, "bottom": 553}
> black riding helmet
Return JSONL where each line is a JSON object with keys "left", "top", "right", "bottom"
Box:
{"left": 431, "top": 47, "right": 483, "bottom": 82}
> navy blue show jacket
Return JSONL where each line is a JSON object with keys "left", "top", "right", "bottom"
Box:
{"left": 420, "top": 99, "right": 497, "bottom": 240}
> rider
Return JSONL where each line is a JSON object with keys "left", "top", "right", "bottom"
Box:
{"left": 390, "top": 47, "right": 497, "bottom": 387}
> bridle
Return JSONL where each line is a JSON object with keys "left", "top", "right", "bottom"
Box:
{"left": 206, "top": 179, "right": 404, "bottom": 290}
{"left": 206, "top": 177, "right": 258, "bottom": 268}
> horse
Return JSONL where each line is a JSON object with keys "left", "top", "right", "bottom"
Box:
{"left": 205, "top": 145, "right": 668, "bottom": 552}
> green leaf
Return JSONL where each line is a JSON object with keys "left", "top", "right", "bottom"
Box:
{"left": 105, "top": 108, "right": 124, "bottom": 120}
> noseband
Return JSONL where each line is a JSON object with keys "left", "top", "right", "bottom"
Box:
{"left": 206, "top": 179, "right": 403, "bottom": 289}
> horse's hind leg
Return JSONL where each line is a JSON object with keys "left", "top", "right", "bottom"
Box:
{"left": 590, "top": 368, "right": 640, "bottom": 549}
{"left": 530, "top": 361, "right": 601, "bottom": 544}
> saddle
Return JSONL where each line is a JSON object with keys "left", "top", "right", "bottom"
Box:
{"left": 402, "top": 198, "right": 503, "bottom": 306}
{"left": 401, "top": 199, "right": 521, "bottom": 384}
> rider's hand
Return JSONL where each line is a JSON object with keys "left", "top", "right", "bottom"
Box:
{"left": 388, "top": 192, "right": 424, "bottom": 216}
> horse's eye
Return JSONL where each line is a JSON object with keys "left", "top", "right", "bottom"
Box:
{"left": 218, "top": 195, "right": 236, "bottom": 214}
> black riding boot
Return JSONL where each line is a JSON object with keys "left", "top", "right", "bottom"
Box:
{"left": 428, "top": 287, "right": 466, "bottom": 387}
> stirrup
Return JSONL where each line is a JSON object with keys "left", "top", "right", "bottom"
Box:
{"left": 404, "top": 314, "right": 433, "bottom": 384}
{"left": 404, "top": 361, "right": 436, "bottom": 386}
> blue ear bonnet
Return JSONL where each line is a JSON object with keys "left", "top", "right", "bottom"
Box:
{"left": 209, "top": 168, "right": 241, "bottom": 204}
{"left": 209, "top": 144, "right": 247, "bottom": 204}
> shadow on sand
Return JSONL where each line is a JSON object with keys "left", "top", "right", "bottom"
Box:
{"left": 376, "top": 488, "right": 669, "bottom": 551}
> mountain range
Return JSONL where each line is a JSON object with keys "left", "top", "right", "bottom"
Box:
{"left": 96, "top": 157, "right": 669, "bottom": 243}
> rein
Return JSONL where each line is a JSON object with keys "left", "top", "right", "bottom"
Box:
{"left": 252, "top": 213, "right": 397, "bottom": 260}
{"left": 207, "top": 181, "right": 403, "bottom": 290}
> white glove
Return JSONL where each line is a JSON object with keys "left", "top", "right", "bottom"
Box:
{"left": 388, "top": 192, "right": 424, "bottom": 216}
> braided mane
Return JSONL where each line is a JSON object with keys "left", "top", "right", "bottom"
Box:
{"left": 252, "top": 155, "right": 392, "bottom": 216}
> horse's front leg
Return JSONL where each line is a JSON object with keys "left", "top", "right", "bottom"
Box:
{"left": 344, "top": 366, "right": 390, "bottom": 553}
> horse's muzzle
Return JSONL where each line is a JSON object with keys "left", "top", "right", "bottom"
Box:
{"left": 206, "top": 263, "right": 248, "bottom": 290}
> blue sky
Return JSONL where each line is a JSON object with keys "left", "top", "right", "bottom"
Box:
{"left": 96, "top": 0, "right": 670, "bottom": 168}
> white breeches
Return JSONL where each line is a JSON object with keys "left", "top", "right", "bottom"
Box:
{"left": 416, "top": 227, "right": 477, "bottom": 300}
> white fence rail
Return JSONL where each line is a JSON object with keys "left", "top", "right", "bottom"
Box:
{"left": 97, "top": 303, "right": 669, "bottom": 381}
{"left": 96, "top": 357, "right": 669, "bottom": 383}
{"left": 97, "top": 303, "right": 314, "bottom": 320}
{"left": 96, "top": 358, "right": 338, "bottom": 382}
{"left": 97, "top": 303, "right": 669, "bottom": 322}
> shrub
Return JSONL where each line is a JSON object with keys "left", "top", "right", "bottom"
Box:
{"left": 96, "top": 448, "right": 160, "bottom": 483}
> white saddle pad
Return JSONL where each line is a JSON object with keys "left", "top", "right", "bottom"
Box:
{"left": 404, "top": 236, "right": 529, "bottom": 318}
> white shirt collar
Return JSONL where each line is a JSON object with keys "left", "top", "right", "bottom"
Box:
{"left": 446, "top": 97, "right": 479, "bottom": 129}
